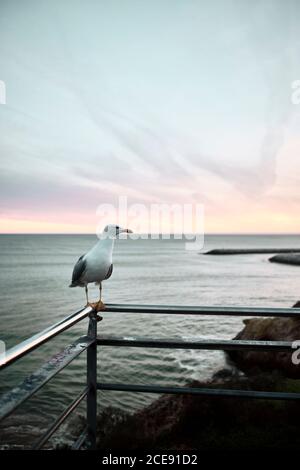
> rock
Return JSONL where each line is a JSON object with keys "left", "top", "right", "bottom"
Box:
{"left": 227, "top": 302, "right": 300, "bottom": 378}
{"left": 96, "top": 371, "right": 300, "bottom": 450}
{"left": 204, "top": 248, "right": 300, "bottom": 255}
{"left": 269, "top": 253, "right": 300, "bottom": 266}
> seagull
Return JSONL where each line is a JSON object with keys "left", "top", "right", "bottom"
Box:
{"left": 69, "top": 224, "right": 132, "bottom": 310}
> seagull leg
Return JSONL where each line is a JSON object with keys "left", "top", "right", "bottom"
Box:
{"left": 85, "top": 285, "right": 94, "bottom": 308}
{"left": 95, "top": 282, "right": 106, "bottom": 311}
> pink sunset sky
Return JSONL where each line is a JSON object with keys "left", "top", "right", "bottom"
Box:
{"left": 1, "top": 1, "right": 300, "bottom": 234}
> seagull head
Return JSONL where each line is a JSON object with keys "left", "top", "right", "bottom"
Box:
{"left": 103, "top": 224, "right": 133, "bottom": 239}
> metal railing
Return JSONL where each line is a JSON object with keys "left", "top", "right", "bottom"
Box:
{"left": 1, "top": 303, "right": 300, "bottom": 450}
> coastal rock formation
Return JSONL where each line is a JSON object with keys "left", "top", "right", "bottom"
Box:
{"left": 204, "top": 248, "right": 300, "bottom": 255}
{"left": 96, "top": 371, "right": 300, "bottom": 450}
{"left": 93, "top": 303, "right": 300, "bottom": 450}
{"left": 227, "top": 302, "right": 300, "bottom": 378}
{"left": 269, "top": 253, "right": 300, "bottom": 266}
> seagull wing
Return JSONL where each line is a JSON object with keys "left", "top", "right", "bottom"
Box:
{"left": 104, "top": 263, "right": 113, "bottom": 280}
{"left": 69, "top": 255, "right": 87, "bottom": 287}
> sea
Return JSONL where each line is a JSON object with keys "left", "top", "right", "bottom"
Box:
{"left": 0, "top": 234, "right": 300, "bottom": 448}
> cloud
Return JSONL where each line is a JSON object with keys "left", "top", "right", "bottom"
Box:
{"left": 0, "top": 0, "right": 300, "bottom": 232}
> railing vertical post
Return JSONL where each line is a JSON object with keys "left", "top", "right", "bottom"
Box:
{"left": 86, "top": 311, "right": 98, "bottom": 449}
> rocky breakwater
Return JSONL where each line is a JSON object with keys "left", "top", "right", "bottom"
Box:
{"left": 227, "top": 302, "right": 300, "bottom": 378}
{"left": 269, "top": 253, "right": 300, "bottom": 266}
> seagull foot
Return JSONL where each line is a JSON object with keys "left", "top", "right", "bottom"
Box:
{"left": 96, "top": 300, "right": 106, "bottom": 311}
{"left": 86, "top": 302, "right": 95, "bottom": 309}
{"left": 87, "top": 300, "right": 106, "bottom": 312}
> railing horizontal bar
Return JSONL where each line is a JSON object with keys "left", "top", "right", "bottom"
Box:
{"left": 0, "top": 336, "right": 93, "bottom": 422}
{"left": 33, "top": 387, "right": 88, "bottom": 450}
{"left": 97, "top": 335, "right": 293, "bottom": 351}
{"left": 104, "top": 303, "right": 300, "bottom": 318}
{"left": 1, "top": 303, "right": 298, "bottom": 372}
{"left": 97, "top": 383, "right": 300, "bottom": 401}
{"left": 0, "top": 306, "right": 93, "bottom": 370}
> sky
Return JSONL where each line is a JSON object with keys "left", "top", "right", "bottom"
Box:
{"left": 0, "top": 0, "right": 300, "bottom": 234}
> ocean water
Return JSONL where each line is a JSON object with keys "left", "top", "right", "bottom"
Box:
{"left": 1, "top": 233, "right": 300, "bottom": 447}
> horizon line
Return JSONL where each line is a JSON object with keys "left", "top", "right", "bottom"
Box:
{"left": 0, "top": 232, "right": 300, "bottom": 236}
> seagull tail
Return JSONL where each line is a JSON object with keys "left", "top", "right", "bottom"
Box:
{"left": 69, "top": 283, "right": 76, "bottom": 288}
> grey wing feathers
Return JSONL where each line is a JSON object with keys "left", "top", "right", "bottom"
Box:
{"left": 104, "top": 263, "right": 113, "bottom": 280}
{"left": 69, "top": 255, "right": 87, "bottom": 287}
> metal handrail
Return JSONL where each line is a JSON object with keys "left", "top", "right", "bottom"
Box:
{"left": 33, "top": 387, "right": 88, "bottom": 450}
{"left": 1, "top": 302, "right": 300, "bottom": 450}
{"left": 97, "top": 335, "right": 294, "bottom": 351}
{"left": 98, "top": 383, "right": 300, "bottom": 401}
{"left": 0, "top": 336, "right": 92, "bottom": 421}
{"left": 2, "top": 303, "right": 299, "bottom": 371}
{"left": 0, "top": 305, "right": 93, "bottom": 369}
{"left": 104, "top": 303, "right": 300, "bottom": 317}
{"left": 0, "top": 306, "right": 97, "bottom": 450}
